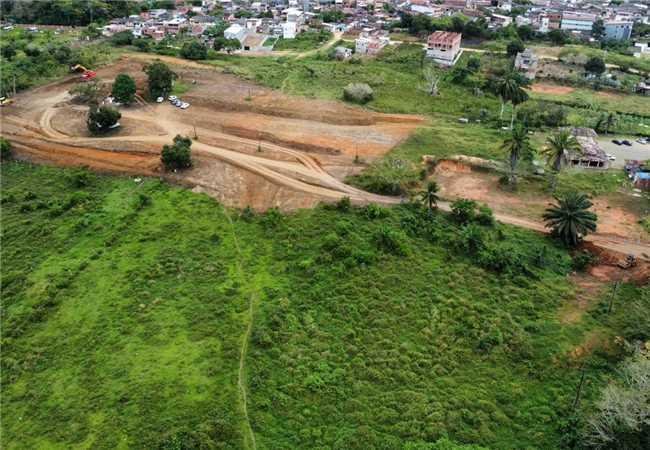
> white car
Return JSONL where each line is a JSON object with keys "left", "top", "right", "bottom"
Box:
{"left": 156, "top": 96, "right": 164, "bottom": 103}
{"left": 637, "top": 138, "right": 648, "bottom": 145}
{"left": 606, "top": 154, "right": 616, "bottom": 161}
{"left": 180, "top": 102, "right": 190, "bottom": 109}
{"left": 169, "top": 95, "right": 177, "bottom": 101}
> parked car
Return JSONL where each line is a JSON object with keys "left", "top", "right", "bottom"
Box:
{"left": 169, "top": 95, "right": 177, "bottom": 102}
{"left": 156, "top": 97, "right": 164, "bottom": 103}
{"left": 622, "top": 140, "right": 632, "bottom": 146}
{"left": 612, "top": 139, "right": 622, "bottom": 145}
{"left": 180, "top": 102, "right": 190, "bottom": 109}
{"left": 637, "top": 138, "right": 648, "bottom": 145}
{"left": 606, "top": 154, "right": 616, "bottom": 161}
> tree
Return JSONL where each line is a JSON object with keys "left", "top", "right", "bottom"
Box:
{"left": 419, "top": 181, "right": 440, "bottom": 213}
{"left": 543, "top": 130, "right": 581, "bottom": 173}
{"left": 500, "top": 124, "right": 533, "bottom": 186}
{"left": 69, "top": 80, "right": 102, "bottom": 105}
{"left": 144, "top": 61, "right": 176, "bottom": 99}
{"left": 506, "top": 39, "right": 525, "bottom": 57}
{"left": 180, "top": 40, "right": 207, "bottom": 60}
{"left": 595, "top": 112, "right": 617, "bottom": 134}
{"left": 491, "top": 71, "right": 529, "bottom": 125}
{"left": 213, "top": 37, "right": 241, "bottom": 53}
{"left": 87, "top": 105, "right": 121, "bottom": 135}
{"left": 1, "top": 137, "right": 12, "bottom": 160}
{"left": 111, "top": 30, "right": 134, "bottom": 46}
{"left": 592, "top": 19, "right": 605, "bottom": 41}
{"left": 585, "top": 56, "right": 606, "bottom": 76}
{"left": 161, "top": 134, "right": 192, "bottom": 171}
{"left": 111, "top": 73, "right": 136, "bottom": 105}
{"left": 517, "top": 25, "right": 535, "bottom": 41}
{"left": 82, "top": 22, "right": 102, "bottom": 40}
{"left": 543, "top": 192, "right": 597, "bottom": 247}
{"left": 548, "top": 29, "right": 569, "bottom": 46}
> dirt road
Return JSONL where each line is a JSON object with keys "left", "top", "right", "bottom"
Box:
{"left": 2, "top": 54, "right": 648, "bottom": 259}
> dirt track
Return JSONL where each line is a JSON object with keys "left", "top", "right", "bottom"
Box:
{"left": 2, "top": 54, "right": 649, "bottom": 260}
{"left": 1, "top": 55, "right": 421, "bottom": 210}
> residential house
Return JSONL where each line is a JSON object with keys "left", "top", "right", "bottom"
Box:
{"left": 355, "top": 30, "right": 390, "bottom": 56}
{"left": 224, "top": 23, "right": 247, "bottom": 42}
{"left": 514, "top": 48, "right": 538, "bottom": 80}
{"left": 564, "top": 128, "right": 609, "bottom": 169}
{"left": 633, "top": 42, "right": 650, "bottom": 58}
{"left": 426, "top": 31, "right": 462, "bottom": 66}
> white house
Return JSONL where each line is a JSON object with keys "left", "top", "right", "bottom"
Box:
{"left": 224, "top": 23, "right": 247, "bottom": 42}
{"left": 282, "top": 21, "right": 297, "bottom": 39}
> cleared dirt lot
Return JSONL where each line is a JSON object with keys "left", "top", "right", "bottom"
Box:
{"left": 1, "top": 55, "right": 422, "bottom": 210}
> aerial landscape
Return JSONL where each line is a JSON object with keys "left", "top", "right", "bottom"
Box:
{"left": 0, "top": 0, "right": 648, "bottom": 449}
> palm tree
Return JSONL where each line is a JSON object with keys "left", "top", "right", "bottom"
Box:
{"left": 543, "top": 192, "right": 598, "bottom": 247}
{"left": 493, "top": 71, "right": 529, "bottom": 123}
{"left": 509, "top": 87, "right": 529, "bottom": 129}
{"left": 543, "top": 129, "right": 582, "bottom": 171}
{"left": 419, "top": 181, "right": 440, "bottom": 213}
{"left": 501, "top": 125, "right": 532, "bottom": 186}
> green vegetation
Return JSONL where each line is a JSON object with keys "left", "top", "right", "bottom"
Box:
{"left": 2, "top": 162, "right": 647, "bottom": 448}
{"left": 557, "top": 45, "right": 650, "bottom": 74}
{"left": 144, "top": 60, "right": 176, "bottom": 99}
{"left": 171, "top": 79, "right": 191, "bottom": 96}
{"left": 111, "top": 73, "right": 136, "bottom": 105}
{"left": 181, "top": 40, "right": 208, "bottom": 60}
{"left": 1, "top": 136, "right": 12, "bottom": 160}
{"left": 0, "top": 27, "right": 118, "bottom": 96}
{"left": 543, "top": 192, "right": 598, "bottom": 247}
{"left": 86, "top": 105, "right": 121, "bottom": 135}
{"left": 161, "top": 135, "right": 193, "bottom": 171}
{"left": 272, "top": 30, "right": 332, "bottom": 51}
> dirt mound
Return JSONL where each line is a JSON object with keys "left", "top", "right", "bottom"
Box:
{"left": 531, "top": 83, "right": 575, "bottom": 95}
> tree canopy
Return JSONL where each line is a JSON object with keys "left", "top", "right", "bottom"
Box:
{"left": 161, "top": 135, "right": 193, "bottom": 171}
{"left": 144, "top": 61, "right": 176, "bottom": 99}
{"left": 112, "top": 73, "right": 136, "bottom": 105}
{"left": 87, "top": 105, "right": 121, "bottom": 135}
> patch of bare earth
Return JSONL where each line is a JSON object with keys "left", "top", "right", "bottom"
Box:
{"left": 530, "top": 83, "right": 575, "bottom": 95}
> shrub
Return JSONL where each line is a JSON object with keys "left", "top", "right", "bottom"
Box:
{"left": 111, "top": 31, "right": 134, "bottom": 46}
{"left": 476, "top": 205, "right": 495, "bottom": 227}
{"left": 161, "top": 135, "right": 192, "bottom": 171}
{"left": 1, "top": 137, "right": 12, "bottom": 160}
{"left": 66, "top": 168, "right": 94, "bottom": 188}
{"left": 343, "top": 83, "right": 374, "bottom": 104}
{"left": 363, "top": 203, "right": 388, "bottom": 220}
{"left": 450, "top": 198, "right": 477, "bottom": 224}
{"left": 69, "top": 81, "right": 102, "bottom": 105}
{"left": 585, "top": 56, "right": 606, "bottom": 75}
{"left": 374, "top": 226, "right": 408, "bottom": 255}
{"left": 454, "top": 224, "right": 485, "bottom": 254}
{"left": 506, "top": 40, "right": 525, "bottom": 57}
{"left": 87, "top": 106, "right": 121, "bottom": 135}
{"left": 180, "top": 40, "right": 208, "bottom": 60}
{"left": 572, "top": 250, "right": 597, "bottom": 271}
{"left": 336, "top": 196, "right": 352, "bottom": 212}
{"left": 112, "top": 73, "right": 136, "bottom": 105}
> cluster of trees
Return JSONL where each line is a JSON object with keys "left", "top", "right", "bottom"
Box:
{"left": 161, "top": 135, "right": 192, "bottom": 171}
{"left": 0, "top": 0, "right": 178, "bottom": 26}
{"left": 87, "top": 105, "right": 121, "bottom": 135}
{"left": 144, "top": 61, "right": 175, "bottom": 98}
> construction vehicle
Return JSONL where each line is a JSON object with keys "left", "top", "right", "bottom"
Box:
{"left": 70, "top": 64, "right": 97, "bottom": 82}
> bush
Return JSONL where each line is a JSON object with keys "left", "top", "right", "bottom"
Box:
{"left": 111, "top": 31, "right": 134, "bottom": 46}
{"left": 66, "top": 168, "right": 94, "bottom": 188}
{"left": 112, "top": 73, "right": 136, "bottom": 105}
{"left": 506, "top": 40, "right": 525, "bottom": 57}
{"left": 454, "top": 223, "right": 485, "bottom": 254}
{"left": 1, "top": 137, "right": 12, "bottom": 160}
{"left": 585, "top": 56, "right": 606, "bottom": 75}
{"left": 375, "top": 226, "right": 408, "bottom": 255}
{"left": 180, "top": 40, "right": 207, "bottom": 60}
{"left": 450, "top": 198, "right": 477, "bottom": 224}
{"left": 476, "top": 205, "right": 495, "bottom": 227}
{"left": 336, "top": 196, "right": 352, "bottom": 212}
{"left": 343, "top": 83, "right": 374, "bottom": 104}
{"left": 572, "top": 250, "right": 597, "bottom": 271}
{"left": 87, "top": 106, "right": 121, "bottom": 135}
{"left": 69, "top": 81, "right": 102, "bottom": 105}
{"left": 161, "top": 135, "right": 192, "bottom": 171}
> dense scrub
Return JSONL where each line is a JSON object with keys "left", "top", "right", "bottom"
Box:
{"left": 1, "top": 163, "right": 646, "bottom": 449}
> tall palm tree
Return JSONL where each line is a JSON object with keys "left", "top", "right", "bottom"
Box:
{"left": 493, "top": 71, "right": 528, "bottom": 122}
{"left": 419, "top": 181, "right": 440, "bottom": 213}
{"left": 543, "top": 192, "right": 598, "bottom": 247}
{"left": 500, "top": 124, "right": 532, "bottom": 186}
{"left": 509, "top": 87, "right": 529, "bottom": 129}
{"left": 543, "top": 130, "right": 582, "bottom": 173}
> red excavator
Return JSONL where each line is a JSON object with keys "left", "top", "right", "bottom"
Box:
{"left": 70, "top": 64, "right": 97, "bottom": 82}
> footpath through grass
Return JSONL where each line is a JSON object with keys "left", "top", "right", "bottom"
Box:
{"left": 2, "top": 162, "right": 647, "bottom": 449}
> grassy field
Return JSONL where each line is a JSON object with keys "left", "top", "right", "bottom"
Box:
{"left": 272, "top": 30, "right": 333, "bottom": 52}
{"left": 2, "top": 162, "right": 647, "bottom": 449}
